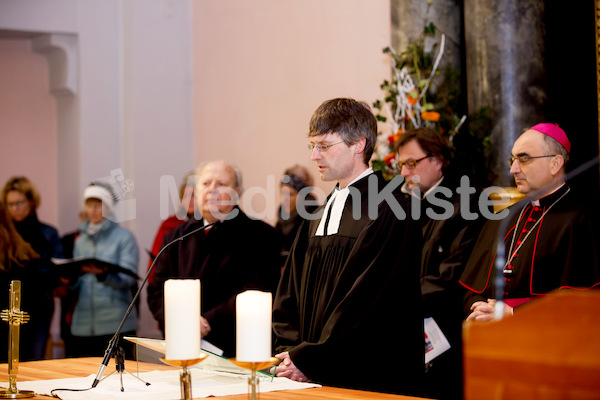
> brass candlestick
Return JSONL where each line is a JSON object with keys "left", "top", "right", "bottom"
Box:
{"left": 229, "top": 358, "right": 278, "bottom": 400}
{"left": 0, "top": 281, "right": 34, "bottom": 398}
{"left": 160, "top": 353, "right": 208, "bottom": 400}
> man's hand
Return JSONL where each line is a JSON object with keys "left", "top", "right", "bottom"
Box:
{"left": 467, "top": 299, "right": 513, "bottom": 322}
{"left": 200, "top": 316, "right": 211, "bottom": 338}
{"left": 271, "top": 351, "right": 311, "bottom": 382}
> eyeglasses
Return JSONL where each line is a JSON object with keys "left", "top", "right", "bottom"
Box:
{"left": 6, "top": 200, "right": 28, "bottom": 209}
{"left": 307, "top": 141, "right": 345, "bottom": 152}
{"left": 507, "top": 154, "right": 556, "bottom": 168}
{"left": 398, "top": 155, "right": 432, "bottom": 170}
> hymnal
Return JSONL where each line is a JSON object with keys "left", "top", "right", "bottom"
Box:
{"left": 51, "top": 257, "right": 139, "bottom": 279}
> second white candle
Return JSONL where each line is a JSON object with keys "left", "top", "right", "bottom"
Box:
{"left": 236, "top": 290, "right": 272, "bottom": 362}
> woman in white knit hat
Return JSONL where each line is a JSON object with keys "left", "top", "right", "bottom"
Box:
{"left": 68, "top": 182, "right": 139, "bottom": 358}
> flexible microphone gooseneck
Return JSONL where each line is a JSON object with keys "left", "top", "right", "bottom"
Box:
{"left": 91, "top": 221, "right": 216, "bottom": 389}
{"left": 493, "top": 155, "right": 599, "bottom": 319}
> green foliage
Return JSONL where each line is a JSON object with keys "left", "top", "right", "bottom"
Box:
{"left": 371, "top": 16, "right": 493, "bottom": 187}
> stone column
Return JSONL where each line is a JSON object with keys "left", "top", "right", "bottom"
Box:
{"left": 464, "top": 0, "right": 546, "bottom": 186}
{"left": 391, "top": 0, "right": 462, "bottom": 77}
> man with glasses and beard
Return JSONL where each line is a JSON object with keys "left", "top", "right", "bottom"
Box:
{"left": 396, "top": 127, "right": 487, "bottom": 400}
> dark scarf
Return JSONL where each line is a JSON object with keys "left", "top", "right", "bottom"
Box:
{"left": 13, "top": 213, "right": 50, "bottom": 259}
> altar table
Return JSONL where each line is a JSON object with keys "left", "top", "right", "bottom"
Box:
{"left": 1, "top": 357, "right": 427, "bottom": 400}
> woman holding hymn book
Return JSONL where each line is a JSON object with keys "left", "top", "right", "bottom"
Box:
{"left": 66, "top": 182, "right": 139, "bottom": 359}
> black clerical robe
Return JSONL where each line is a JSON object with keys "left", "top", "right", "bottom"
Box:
{"left": 404, "top": 174, "right": 487, "bottom": 400}
{"left": 273, "top": 171, "right": 424, "bottom": 395}
{"left": 147, "top": 208, "right": 283, "bottom": 357}
{"left": 460, "top": 184, "right": 600, "bottom": 314}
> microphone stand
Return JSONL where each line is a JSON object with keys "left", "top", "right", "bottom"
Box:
{"left": 493, "top": 155, "right": 599, "bottom": 319}
{"left": 91, "top": 221, "right": 216, "bottom": 390}
{"left": 97, "top": 346, "right": 148, "bottom": 391}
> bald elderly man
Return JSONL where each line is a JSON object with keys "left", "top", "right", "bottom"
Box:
{"left": 147, "top": 161, "right": 283, "bottom": 356}
{"left": 460, "top": 123, "right": 600, "bottom": 322}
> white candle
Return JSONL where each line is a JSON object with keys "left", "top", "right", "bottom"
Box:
{"left": 164, "top": 279, "right": 201, "bottom": 360}
{"left": 236, "top": 290, "right": 272, "bottom": 362}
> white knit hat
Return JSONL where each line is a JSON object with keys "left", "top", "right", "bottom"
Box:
{"left": 83, "top": 184, "right": 116, "bottom": 214}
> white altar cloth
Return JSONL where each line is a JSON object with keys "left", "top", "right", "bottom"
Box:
{"left": 8, "top": 368, "right": 320, "bottom": 400}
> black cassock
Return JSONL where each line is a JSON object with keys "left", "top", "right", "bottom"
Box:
{"left": 460, "top": 184, "right": 600, "bottom": 313}
{"left": 273, "top": 171, "right": 424, "bottom": 395}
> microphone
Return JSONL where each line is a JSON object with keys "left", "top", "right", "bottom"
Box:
{"left": 493, "top": 155, "right": 599, "bottom": 319}
{"left": 91, "top": 220, "right": 216, "bottom": 388}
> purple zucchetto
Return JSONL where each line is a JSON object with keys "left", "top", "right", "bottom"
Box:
{"left": 529, "top": 123, "right": 571, "bottom": 154}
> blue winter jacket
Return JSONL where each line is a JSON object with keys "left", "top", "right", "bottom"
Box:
{"left": 71, "top": 219, "right": 139, "bottom": 336}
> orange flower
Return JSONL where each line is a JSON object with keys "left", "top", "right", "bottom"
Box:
{"left": 383, "top": 153, "right": 396, "bottom": 166}
{"left": 407, "top": 90, "right": 419, "bottom": 105}
{"left": 421, "top": 111, "right": 440, "bottom": 122}
{"left": 387, "top": 130, "right": 402, "bottom": 146}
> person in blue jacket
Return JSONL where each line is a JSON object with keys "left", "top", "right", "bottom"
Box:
{"left": 69, "top": 182, "right": 139, "bottom": 358}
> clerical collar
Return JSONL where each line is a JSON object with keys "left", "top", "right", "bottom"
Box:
{"left": 401, "top": 176, "right": 445, "bottom": 199}
{"left": 504, "top": 183, "right": 570, "bottom": 271}
{"left": 531, "top": 183, "right": 567, "bottom": 207}
{"left": 315, "top": 168, "right": 373, "bottom": 237}
{"left": 343, "top": 167, "right": 374, "bottom": 189}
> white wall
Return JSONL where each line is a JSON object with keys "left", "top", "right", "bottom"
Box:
{"left": 0, "top": 39, "right": 58, "bottom": 225}
{"left": 0, "top": 0, "right": 195, "bottom": 340}
{"left": 0, "top": 0, "right": 391, "bottom": 342}
{"left": 193, "top": 0, "right": 392, "bottom": 222}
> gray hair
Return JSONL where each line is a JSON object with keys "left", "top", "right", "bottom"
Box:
{"left": 543, "top": 135, "right": 570, "bottom": 167}
{"left": 195, "top": 160, "right": 244, "bottom": 195}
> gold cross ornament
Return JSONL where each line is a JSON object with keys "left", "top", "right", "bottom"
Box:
{"left": 0, "top": 280, "right": 34, "bottom": 398}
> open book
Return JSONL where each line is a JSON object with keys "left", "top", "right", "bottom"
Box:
{"left": 51, "top": 257, "right": 139, "bottom": 279}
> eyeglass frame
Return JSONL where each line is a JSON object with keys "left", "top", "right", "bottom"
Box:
{"left": 307, "top": 141, "right": 346, "bottom": 153}
{"left": 507, "top": 154, "right": 557, "bottom": 168}
{"left": 397, "top": 154, "right": 432, "bottom": 170}
{"left": 5, "top": 199, "right": 29, "bottom": 209}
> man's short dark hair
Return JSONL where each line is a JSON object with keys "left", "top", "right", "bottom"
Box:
{"left": 396, "top": 127, "right": 451, "bottom": 171}
{"left": 308, "top": 98, "right": 377, "bottom": 165}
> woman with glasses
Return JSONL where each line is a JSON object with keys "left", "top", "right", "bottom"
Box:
{"left": 1, "top": 176, "right": 64, "bottom": 360}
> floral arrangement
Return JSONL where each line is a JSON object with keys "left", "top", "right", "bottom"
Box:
{"left": 371, "top": 17, "right": 468, "bottom": 181}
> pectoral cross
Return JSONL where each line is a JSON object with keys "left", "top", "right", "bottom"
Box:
{"left": 0, "top": 280, "right": 34, "bottom": 398}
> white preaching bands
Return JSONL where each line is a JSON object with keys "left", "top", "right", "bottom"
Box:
{"left": 315, "top": 168, "right": 374, "bottom": 236}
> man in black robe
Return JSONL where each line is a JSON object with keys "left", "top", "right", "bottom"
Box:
{"left": 147, "top": 160, "right": 282, "bottom": 357}
{"left": 460, "top": 123, "right": 600, "bottom": 322}
{"left": 272, "top": 98, "right": 424, "bottom": 395}
{"left": 396, "top": 127, "right": 489, "bottom": 400}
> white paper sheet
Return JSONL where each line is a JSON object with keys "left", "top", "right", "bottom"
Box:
{"left": 6, "top": 368, "right": 320, "bottom": 400}
{"left": 424, "top": 317, "right": 451, "bottom": 364}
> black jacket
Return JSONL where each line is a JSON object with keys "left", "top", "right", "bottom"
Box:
{"left": 147, "top": 208, "right": 283, "bottom": 357}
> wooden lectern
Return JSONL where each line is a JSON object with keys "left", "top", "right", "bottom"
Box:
{"left": 463, "top": 289, "right": 600, "bottom": 400}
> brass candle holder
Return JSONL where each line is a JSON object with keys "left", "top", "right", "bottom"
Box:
{"left": 0, "top": 281, "right": 34, "bottom": 398}
{"left": 229, "top": 358, "right": 278, "bottom": 400}
{"left": 160, "top": 353, "right": 208, "bottom": 400}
